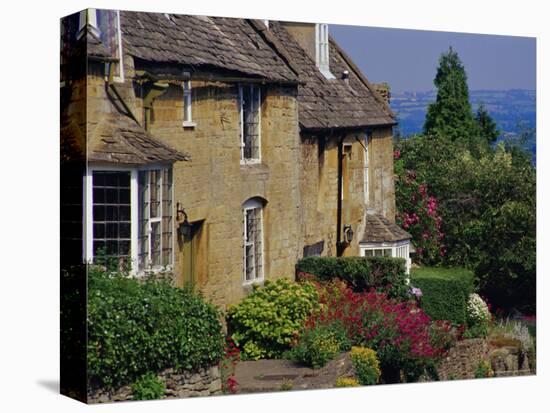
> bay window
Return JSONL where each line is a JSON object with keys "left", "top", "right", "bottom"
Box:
{"left": 85, "top": 166, "right": 173, "bottom": 273}
{"left": 360, "top": 241, "right": 412, "bottom": 274}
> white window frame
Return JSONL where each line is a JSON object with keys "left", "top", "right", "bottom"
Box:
{"left": 242, "top": 198, "right": 264, "bottom": 285}
{"left": 83, "top": 164, "right": 174, "bottom": 275}
{"left": 239, "top": 84, "right": 262, "bottom": 164}
{"left": 360, "top": 240, "right": 412, "bottom": 275}
{"left": 315, "top": 23, "right": 335, "bottom": 80}
{"left": 182, "top": 80, "right": 196, "bottom": 127}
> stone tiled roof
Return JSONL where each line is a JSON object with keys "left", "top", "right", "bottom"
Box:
{"left": 89, "top": 114, "right": 190, "bottom": 165}
{"left": 360, "top": 212, "right": 412, "bottom": 243}
{"left": 120, "top": 12, "right": 298, "bottom": 83}
{"left": 269, "top": 21, "right": 396, "bottom": 130}
{"left": 86, "top": 28, "right": 113, "bottom": 60}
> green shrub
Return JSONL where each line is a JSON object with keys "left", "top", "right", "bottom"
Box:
{"left": 87, "top": 267, "right": 225, "bottom": 389}
{"left": 287, "top": 322, "right": 351, "bottom": 369}
{"left": 411, "top": 267, "right": 475, "bottom": 325}
{"left": 132, "top": 373, "right": 166, "bottom": 400}
{"left": 474, "top": 360, "right": 494, "bottom": 378}
{"left": 227, "top": 279, "right": 319, "bottom": 360}
{"left": 335, "top": 377, "right": 360, "bottom": 387}
{"left": 351, "top": 347, "right": 381, "bottom": 385}
{"left": 296, "top": 256, "right": 409, "bottom": 299}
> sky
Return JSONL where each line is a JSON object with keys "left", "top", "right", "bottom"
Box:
{"left": 330, "top": 25, "right": 536, "bottom": 93}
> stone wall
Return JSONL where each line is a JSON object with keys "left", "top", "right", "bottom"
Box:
{"left": 147, "top": 79, "right": 301, "bottom": 308}
{"left": 84, "top": 52, "right": 302, "bottom": 308}
{"left": 489, "top": 345, "right": 534, "bottom": 377}
{"left": 88, "top": 365, "right": 222, "bottom": 403}
{"left": 437, "top": 338, "right": 488, "bottom": 380}
{"left": 298, "top": 127, "right": 396, "bottom": 259}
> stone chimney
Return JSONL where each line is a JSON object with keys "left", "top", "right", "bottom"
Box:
{"left": 279, "top": 22, "right": 316, "bottom": 63}
{"left": 373, "top": 82, "right": 391, "bottom": 105}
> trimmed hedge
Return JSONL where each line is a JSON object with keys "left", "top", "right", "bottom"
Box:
{"left": 87, "top": 268, "right": 225, "bottom": 389}
{"left": 296, "top": 256, "right": 409, "bottom": 299}
{"left": 410, "top": 267, "right": 475, "bottom": 325}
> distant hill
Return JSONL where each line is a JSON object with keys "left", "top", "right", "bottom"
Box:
{"left": 390, "top": 89, "right": 536, "bottom": 162}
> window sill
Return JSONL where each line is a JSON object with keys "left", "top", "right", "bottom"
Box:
{"left": 240, "top": 159, "right": 261, "bottom": 166}
{"left": 242, "top": 278, "right": 264, "bottom": 288}
{"left": 182, "top": 121, "right": 197, "bottom": 128}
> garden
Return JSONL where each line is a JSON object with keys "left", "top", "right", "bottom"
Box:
{"left": 82, "top": 253, "right": 536, "bottom": 402}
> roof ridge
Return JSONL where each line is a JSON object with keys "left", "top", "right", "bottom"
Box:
{"left": 328, "top": 35, "right": 396, "bottom": 120}
{"left": 247, "top": 19, "right": 303, "bottom": 80}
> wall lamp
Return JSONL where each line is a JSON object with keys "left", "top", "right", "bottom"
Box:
{"left": 176, "top": 202, "right": 192, "bottom": 238}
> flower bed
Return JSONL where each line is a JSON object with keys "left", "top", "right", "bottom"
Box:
{"left": 292, "top": 280, "right": 453, "bottom": 382}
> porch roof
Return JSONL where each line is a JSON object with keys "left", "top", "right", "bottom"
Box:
{"left": 88, "top": 114, "right": 190, "bottom": 165}
{"left": 360, "top": 212, "right": 412, "bottom": 244}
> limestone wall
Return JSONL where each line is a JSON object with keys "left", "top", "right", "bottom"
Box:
{"left": 369, "top": 126, "right": 396, "bottom": 222}
{"left": 146, "top": 80, "right": 301, "bottom": 307}
{"left": 298, "top": 129, "right": 395, "bottom": 258}
{"left": 436, "top": 338, "right": 489, "bottom": 380}
{"left": 88, "top": 365, "right": 222, "bottom": 403}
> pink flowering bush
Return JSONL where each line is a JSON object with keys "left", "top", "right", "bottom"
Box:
{"left": 394, "top": 152, "right": 444, "bottom": 264}
{"left": 301, "top": 280, "right": 449, "bottom": 382}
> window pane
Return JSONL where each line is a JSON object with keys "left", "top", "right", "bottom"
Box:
{"left": 242, "top": 85, "right": 260, "bottom": 160}
{"left": 150, "top": 170, "right": 161, "bottom": 218}
{"left": 151, "top": 221, "right": 161, "bottom": 267}
{"left": 245, "top": 244, "right": 254, "bottom": 281}
{"left": 92, "top": 171, "right": 131, "bottom": 265}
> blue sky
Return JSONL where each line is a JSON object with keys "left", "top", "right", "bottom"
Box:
{"left": 330, "top": 25, "right": 536, "bottom": 93}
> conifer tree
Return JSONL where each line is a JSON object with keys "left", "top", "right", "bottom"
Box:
{"left": 424, "top": 47, "right": 477, "bottom": 142}
{"left": 475, "top": 103, "right": 500, "bottom": 144}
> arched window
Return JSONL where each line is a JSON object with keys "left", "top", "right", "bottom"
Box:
{"left": 242, "top": 198, "right": 265, "bottom": 283}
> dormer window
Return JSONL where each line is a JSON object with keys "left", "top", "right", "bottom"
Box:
{"left": 315, "top": 23, "right": 335, "bottom": 79}
{"left": 78, "top": 9, "right": 124, "bottom": 82}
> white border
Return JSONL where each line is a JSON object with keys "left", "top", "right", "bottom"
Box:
{"left": 3, "top": 1, "right": 547, "bottom": 413}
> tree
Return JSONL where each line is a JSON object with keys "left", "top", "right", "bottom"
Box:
{"left": 475, "top": 104, "right": 500, "bottom": 145}
{"left": 424, "top": 47, "right": 477, "bottom": 143}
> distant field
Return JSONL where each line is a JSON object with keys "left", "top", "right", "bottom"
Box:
{"left": 390, "top": 89, "right": 536, "bottom": 162}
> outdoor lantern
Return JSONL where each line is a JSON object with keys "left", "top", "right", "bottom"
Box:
{"left": 343, "top": 224, "right": 354, "bottom": 244}
{"left": 177, "top": 217, "right": 192, "bottom": 238}
{"left": 176, "top": 202, "right": 192, "bottom": 238}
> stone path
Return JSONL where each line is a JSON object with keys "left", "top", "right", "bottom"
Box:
{"left": 234, "top": 352, "right": 354, "bottom": 393}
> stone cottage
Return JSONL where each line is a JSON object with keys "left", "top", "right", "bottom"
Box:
{"left": 60, "top": 9, "right": 411, "bottom": 307}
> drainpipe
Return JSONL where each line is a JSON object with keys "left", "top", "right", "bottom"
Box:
{"left": 106, "top": 61, "right": 140, "bottom": 125}
{"left": 336, "top": 135, "right": 345, "bottom": 257}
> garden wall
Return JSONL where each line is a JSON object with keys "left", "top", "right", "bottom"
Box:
{"left": 88, "top": 365, "right": 222, "bottom": 403}
{"left": 437, "top": 338, "right": 488, "bottom": 380}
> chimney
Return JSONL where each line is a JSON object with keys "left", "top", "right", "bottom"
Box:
{"left": 279, "top": 21, "right": 316, "bottom": 63}
{"left": 373, "top": 82, "right": 391, "bottom": 105}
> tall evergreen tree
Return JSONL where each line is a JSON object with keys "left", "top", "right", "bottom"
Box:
{"left": 475, "top": 103, "right": 500, "bottom": 145}
{"left": 424, "top": 47, "right": 477, "bottom": 142}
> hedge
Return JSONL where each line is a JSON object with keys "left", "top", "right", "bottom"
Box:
{"left": 87, "top": 267, "right": 225, "bottom": 389}
{"left": 295, "top": 256, "right": 409, "bottom": 299}
{"left": 410, "top": 267, "right": 475, "bottom": 325}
